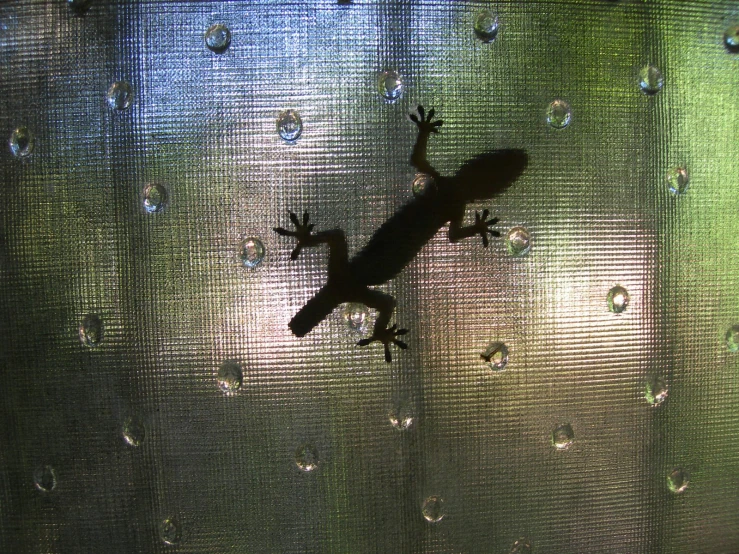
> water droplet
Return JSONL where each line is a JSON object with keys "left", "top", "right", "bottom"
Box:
{"left": 295, "top": 443, "right": 319, "bottom": 472}
{"left": 546, "top": 99, "right": 572, "bottom": 129}
{"left": 666, "top": 166, "right": 689, "bottom": 195}
{"left": 411, "top": 173, "right": 436, "bottom": 197}
{"left": 645, "top": 375, "right": 669, "bottom": 407}
{"left": 506, "top": 227, "right": 531, "bottom": 257}
{"left": 638, "top": 65, "right": 664, "bottom": 95}
{"left": 143, "top": 183, "right": 168, "bottom": 213}
{"left": 388, "top": 400, "right": 414, "bottom": 431}
{"left": 204, "top": 24, "right": 231, "bottom": 53}
{"left": 217, "top": 360, "right": 243, "bottom": 393}
{"left": 725, "top": 325, "right": 739, "bottom": 352}
{"left": 276, "top": 110, "right": 303, "bottom": 142}
{"left": 377, "top": 70, "right": 403, "bottom": 103}
{"left": 473, "top": 10, "right": 499, "bottom": 43}
{"left": 421, "top": 495, "right": 444, "bottom": 523}
{"left": 122, "top": 415, "right": 145, "bottom": 447}
{"left": 79, "top": 314, "right": 104, "bottom": 347}
{"left": 342, "top": 303, "right": 368, "bottom": 333}
{"left": 667, "top": 468, "right": 689, "bottom": 493}
{"left": 239, "top": 238, "right": 266, "bottom": 269}
{"left": 724, "top": 25, "right": 739, "bottom": 53}
{"left": 607, "top": 285, "right": 630, "bottom": 314}
{"left": 106, "top": 81, "right": 134, "bottom": 110}
{"left": 8, "top": 127, "right": 34, "bottom": 158}
{"left": 33, "top": 465, "right": 57, "bottom": 493}
{"left": 510, "top": 538, "right": 532, "bottom": 554}
{"left": 159, "top": 517, "right": 181, "bottom": 545}
{"left": 552, "top": 423, "right": 574, "bottom": 450}
{"left": 481, "top": 341, "right": 509, "bottom": 371}
{"left": 67, "top": 0, "right": 91, "bottom": 13}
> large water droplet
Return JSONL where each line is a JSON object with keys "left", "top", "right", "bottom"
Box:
{"left": 143, "top": 183, "right": 168, "bottom": 213}
{"left": 122, "top": 415, "right": 146, "bottom": 447}
{"left": 607, "top": 286, "right": 630, "bottom": 314}
{"left": 106, "top": 81, "right": 134, "bottom": 110}
{"left": 377, "top": 70, "right": 403, "bottom": 103}
{"left": 205, "top": 24, "right": 231, "bottom": 53}
{"left": 421, "top": 495, "right": 444, "bottom": 523}
{"left": 217, "top": 360, "right": 243, "bottom": 393}
{"left": 725, "top": 325, "right": 739, "bottom": 352}
{"left": 552, "top": 423, "right": 574, "bottom": 450}
{"left": 239, "top": 238, "right": 265, "bottom": 269}
{"left": 481, "top": 341, "right": 509, "bottom": 371}
{"left": 666, "top": 166, "right": 689, "bottom": 195}
{"left": 295, "top": 443, "right": 319, "bottom": 472}
{"left": 8, "top": 127, "right": 34, "bottom": 158}
{"left": 667, "top": 468, "right": 689, "bottom": 493}
{"left": 342, "top": 303, "right": 368, "bottom": 333}
{"left": 506, "top": 227, "right": 531, "bottom": 257}
{"left": 277, "top": 110, "right": 303, "bottom": 142}
{"left": 473, "top": 10, "right": 499, "bottom": 43}
{"left": 724, "top": 25, "right": 739, "bottom": 53}
{"left": 645, "top": 375, "right": 669, "bottom": 407}
{"left": 411, "top": 173, "right": 436, "bottom": 198}
{"left": 159, "top": 517, "right": 181, "bottom": 545}
{"left": 388, "top": 399, "right": 414, "bottom": 431}
{"left": 638, "top": 65, "right": 664, "bottom": 95}
{"left": 33, "top": 465, "right": 57, "bottom": 493}
{"left": 546, "top": 99, "right": 572, "bottom": 129}
{"left": 79, "top": 314, "right": 104, "bottom": 347}
{"left": 510, "top": 538, "right": 532, "bottom": 553}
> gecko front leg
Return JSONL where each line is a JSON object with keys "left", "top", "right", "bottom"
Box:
{"left": 448, "top": 209, "right": 500, "bottom": 247}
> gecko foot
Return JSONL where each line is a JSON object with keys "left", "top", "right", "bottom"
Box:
{"left": 409, "top": 105, "right": 443, "bottom": 134}
{"left": 274, "top": 211, "right": 315, "bottom": 260}
{"left": 473, "top": 209, "right": 500, "bottom": 247}
{"left": 357, "top": 324, "right": 408, "bottom": 363}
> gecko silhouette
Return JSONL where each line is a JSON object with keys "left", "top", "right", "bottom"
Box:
{"left": 274, "top": 106, "right": 527, "bottom": 362}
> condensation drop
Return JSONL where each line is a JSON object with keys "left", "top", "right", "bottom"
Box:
{"left": 33, "top": 465, "right": 57, "bottom": 493}
{"left": 411, "top": 173, "right": 436, "bottom": 197}
{"left": 645, "top": 376, "right": 669, "bottom": 407}
{"left": 481, "top": 341, "right": 509, "bottom": 371}
{"left": 342, "top": 303, "right": 368, "bottom": 333}
{"left": 295, "top": 443, "right": 319, "bottom": 472}
{"left": 143, "top": 183, "right": 168, "bottom": 213}
{"left": 8, "top": 127, "right": 34, "bottom": 158}
{"left": 106, "top": 81, "right": 134, "bottom": 110}
{"left": 205, "top": 24, "right": 231, "bottom": 53}
{"left": 421, "top": 495, "right": 444, "bottom": 523}
{"left": 277, "top": 110, "right": 303, "bottom": 142}
{"left": 377, "top": 70, "right": 403, "bottom": 103}
{"left": 666, "top": 166, "right": 689, "bottom": 195}
{"left": 725, "top": 25, "right": 739, "bottom": 53}
{"left": 639, "top": 65, "right": 663, "bottom": 95}
{"left": 122, "top": 415, "right": 145, "bottom": 447}
{"left": 546, "top": 99, "right": 572, "bottom": 129}
{"left": 725, "top": 325, "right": 739, "bottom": 352}
{"left": 510, "top": 538, "right": 532, "bottom": 553}
{"left": 473, "top": 10, "right": 499, "bottom": 43}
{"left": 607, "top": 285, "right": 630, "bottom": 314}
{"left": 552, "top": 423, "right": 574, "bottom": 450}
{"left": 388, "top": 399, "right": 414, "bottom": 431}
{"left": 667, "top": 468, "right": 689, "bottom": 493}
{"left": 79, "top": 314, "right": 104, "bottom": 347}
{"left": 159, "top": 517, "right": 181, "bottom": 545}
{"left": 506, "top": 227, "right": 531, "bottom": 257}
{"left": 239, "top": 238, "right": 265, "bottom": 269}
{"left": 217, "top": 360, "right": 243, "bottom": 393}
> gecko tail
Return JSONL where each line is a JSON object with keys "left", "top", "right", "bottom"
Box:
{"left": 289, "top": 286, "right": 342, "bottom": 337}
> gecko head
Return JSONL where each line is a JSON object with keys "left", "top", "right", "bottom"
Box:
{"left": 453, "top": 149, "right": 528, "bottom": 202}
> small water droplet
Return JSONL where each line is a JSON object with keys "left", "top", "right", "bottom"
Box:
{"left": 638, "top": 65, "right": 663, "bottom": 95}
{"left": 377, "top": 70, "right": 403, "bottom": 103}
{"left": 277, "top": 110, "right": 303, "bottom": 142}
{"left": 143, "top": 183, "right": 168, "bottom": 213}
{"left": 667, "top": 468, "right": 689, "bottom": 493}
{"left": 159, "top": 517, "right": 181, "bottom": 545}
{"left": 79, "top": 314, "right": 104, "bottom": 347}
{"left": 510, "top": 538, "right": 532, "bottom": 554}
{"left": 342, "top": 303, "right": 368, "bottom": 333}
{"left": 33, "top": 465, "right": 57, "bottom": 493}
{"left": 645, "top": 375, "right": 669, "bottom": 407}
{"left": 473, "top": 10, "right": 499, "bottom": 43}
{"left": 106, "top": 81, "right": 134, "bottom": 110}
{"left": 388, "top": 400, "right": 414, "bottom": 431}
{"left": 666, "top": 166, "right": 689, "bottom": 195}
{"left": 8, "top": 127, "right": 34, "bottom": 158}
{"left": 295, "top": 443, "right": 319, "bottom": 472}
{"left": 481, "top": 341, "right": 509, "bottom": 371}
{"left": 546, "top": 99, "right": 572, "bottom": 129}
{"left": 411, "top": 173, "right": 436, "bottom": 197}
{"left": 122, "top": 415, "right": 145, "bottom": 447}
{"left": 506, "top": 227, "right": 531, "bottom": 257}
{"left": 239, "top": 238, "right": 266, "bottom": 269}
{"left": 204, "top": 24, "right": 231, "bottom": 53}
{"left": 552, "top": 423, "right": 574, "bottom": 450}
{"left": 725, "top": 325, "right": 739, "bottom": 352}
{"left": 217, "top": 360, "right": 243, "bottom": 393}
{"left": 607, "top": 285, "right": 630, "bottom": 314}
{"left": 724, "top": 25, "right": 739, "bottom": 53}
{"left": 421, "top": 495, "right": 444, "bottom": 523}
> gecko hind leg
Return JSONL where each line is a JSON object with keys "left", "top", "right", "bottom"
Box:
{"left": 355, "top": 288, "right": 408, "bottom": 363}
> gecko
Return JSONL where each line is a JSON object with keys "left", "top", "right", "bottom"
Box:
{"left": 274, "top": 106, "right": 527, "bottom": 362}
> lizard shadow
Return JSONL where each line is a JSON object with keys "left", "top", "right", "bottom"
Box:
{"left": 275, "top": 106, "right": 527, "bottom": 362}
